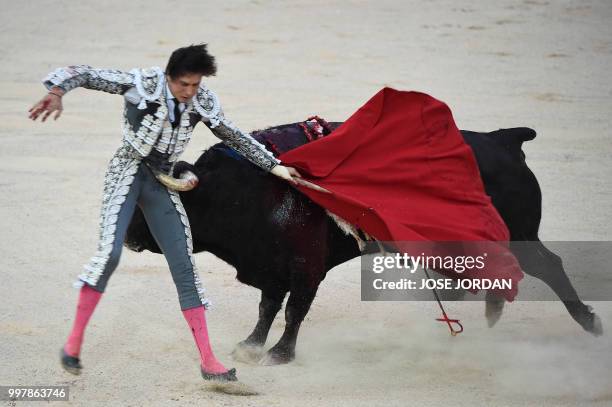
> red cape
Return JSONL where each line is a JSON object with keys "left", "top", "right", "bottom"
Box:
{"left": 279, "top": 88, "right": 523, "bottom": 301}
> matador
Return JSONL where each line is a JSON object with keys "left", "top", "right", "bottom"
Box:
{"left": 29, "top": 44, "right": 301, "bottom": 382}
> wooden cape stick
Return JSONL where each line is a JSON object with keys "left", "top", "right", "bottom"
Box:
{"left": 293, "top": 177, "right": 332, "bottom": 194}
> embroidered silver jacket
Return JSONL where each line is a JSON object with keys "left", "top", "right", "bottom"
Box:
{"left": 43, "top": 65, "right": 280, "bottom": 171}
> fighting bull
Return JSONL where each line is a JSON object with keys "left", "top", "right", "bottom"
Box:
{"left": 124, "top": 122, "right": 603, "bottom": 365}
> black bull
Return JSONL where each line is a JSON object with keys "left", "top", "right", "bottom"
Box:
{"left": 124, "top": 124, "right": 602, "bottom": 365}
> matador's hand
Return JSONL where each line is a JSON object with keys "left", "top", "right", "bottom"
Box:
{"left": 271, "top": 165, "right": 331, "bottom": 193}
{"left": 270, "top": 165, "right": 302, "bottom": 185}
{"left": 29, "top": 88, "right": 64, "bottom": 121}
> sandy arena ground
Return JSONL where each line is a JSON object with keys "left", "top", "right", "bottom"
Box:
{"left": 1, "top": 1, "right": 611, "bottom": 406}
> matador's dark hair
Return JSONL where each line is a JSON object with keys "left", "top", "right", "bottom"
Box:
{"left": 165, "top": 44, "right": 217, "bottom": 78}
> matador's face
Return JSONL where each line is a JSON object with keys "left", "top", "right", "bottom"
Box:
{"left": 167, "top": 73, "right": 202, "bottom": 103}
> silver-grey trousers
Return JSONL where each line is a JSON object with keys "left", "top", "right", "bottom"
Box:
{"left": 76, "top": 144, "right": 208, "bottom": 310}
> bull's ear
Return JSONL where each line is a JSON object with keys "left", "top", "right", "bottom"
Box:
{"left": 173, "top": 161, "right": 198, "bottom": 178}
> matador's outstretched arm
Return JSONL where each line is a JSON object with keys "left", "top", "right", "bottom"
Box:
{"left": 29, "top": 65, "right": 135, "bottom": 121}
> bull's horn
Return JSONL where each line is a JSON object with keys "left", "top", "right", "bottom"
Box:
{"left": 154, "top": 170, "right": 199, "bottom": 191}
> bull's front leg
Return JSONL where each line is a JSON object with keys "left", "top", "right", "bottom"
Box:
{"left": 232, "top": 290, "right": 285, "bottom": 363}
{"left": 260, "top": 287, "right": 318, "bottom": 365}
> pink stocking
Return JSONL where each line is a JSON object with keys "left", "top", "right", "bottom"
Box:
{"left": 64, "top": 284, "right": 102, "bottom": 357}
{"left": 182, "top": 306, "right": 228, "bottom": 374}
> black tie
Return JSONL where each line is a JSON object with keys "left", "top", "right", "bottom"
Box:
{"left": 172, "top": 99, "right": 181, "bottom": 129}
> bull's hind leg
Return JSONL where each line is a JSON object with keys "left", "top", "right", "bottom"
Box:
{"left": 260, "top": 286, "right": 319, "bottom": 365}
{"left": 512, "top": 240, "right": 603, "bottom": 336}
{"left": 232, "top": 290, "right": 285, "bottom": 363}
{"left": 485, "top": 291, "right": 506, "bottom": 328}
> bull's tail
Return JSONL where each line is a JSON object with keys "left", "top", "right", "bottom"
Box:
{"left": 492, "top": 127, "right": 536, "bottom": 160}
{"left": 495, "top": 127, "right": 536, "bottom": 144}
{"left": 492, "top": 127, "right": 536, "bottom": 147}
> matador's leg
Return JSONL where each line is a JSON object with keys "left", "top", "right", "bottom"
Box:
{"left": 77, "top": 144, "right": 143, "bottom": 290}
{"left": 62, "top": 145, "right": 143, "bottom": 374}
{"left": 137, "top": 164, "right": 236, "bottom": 380}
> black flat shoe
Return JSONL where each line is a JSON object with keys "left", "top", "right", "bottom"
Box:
{"left": 60, "top": 348, "right": 82, "bottom": 375}
{"left": 201, "top": 367, "right": 238, "bottom": 382}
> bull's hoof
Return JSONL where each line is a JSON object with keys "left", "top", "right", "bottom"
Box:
{"left": 485, "top": 297, "right": 505, "bottom": 328}
{"left": 232, "top": 341, "right": 264, "bottom": 364}
{"left": 259, "top": 347, "right": 294, "bottom": 366}
{"left": 582, "top": 306, "right": 604, "bottom": 337}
